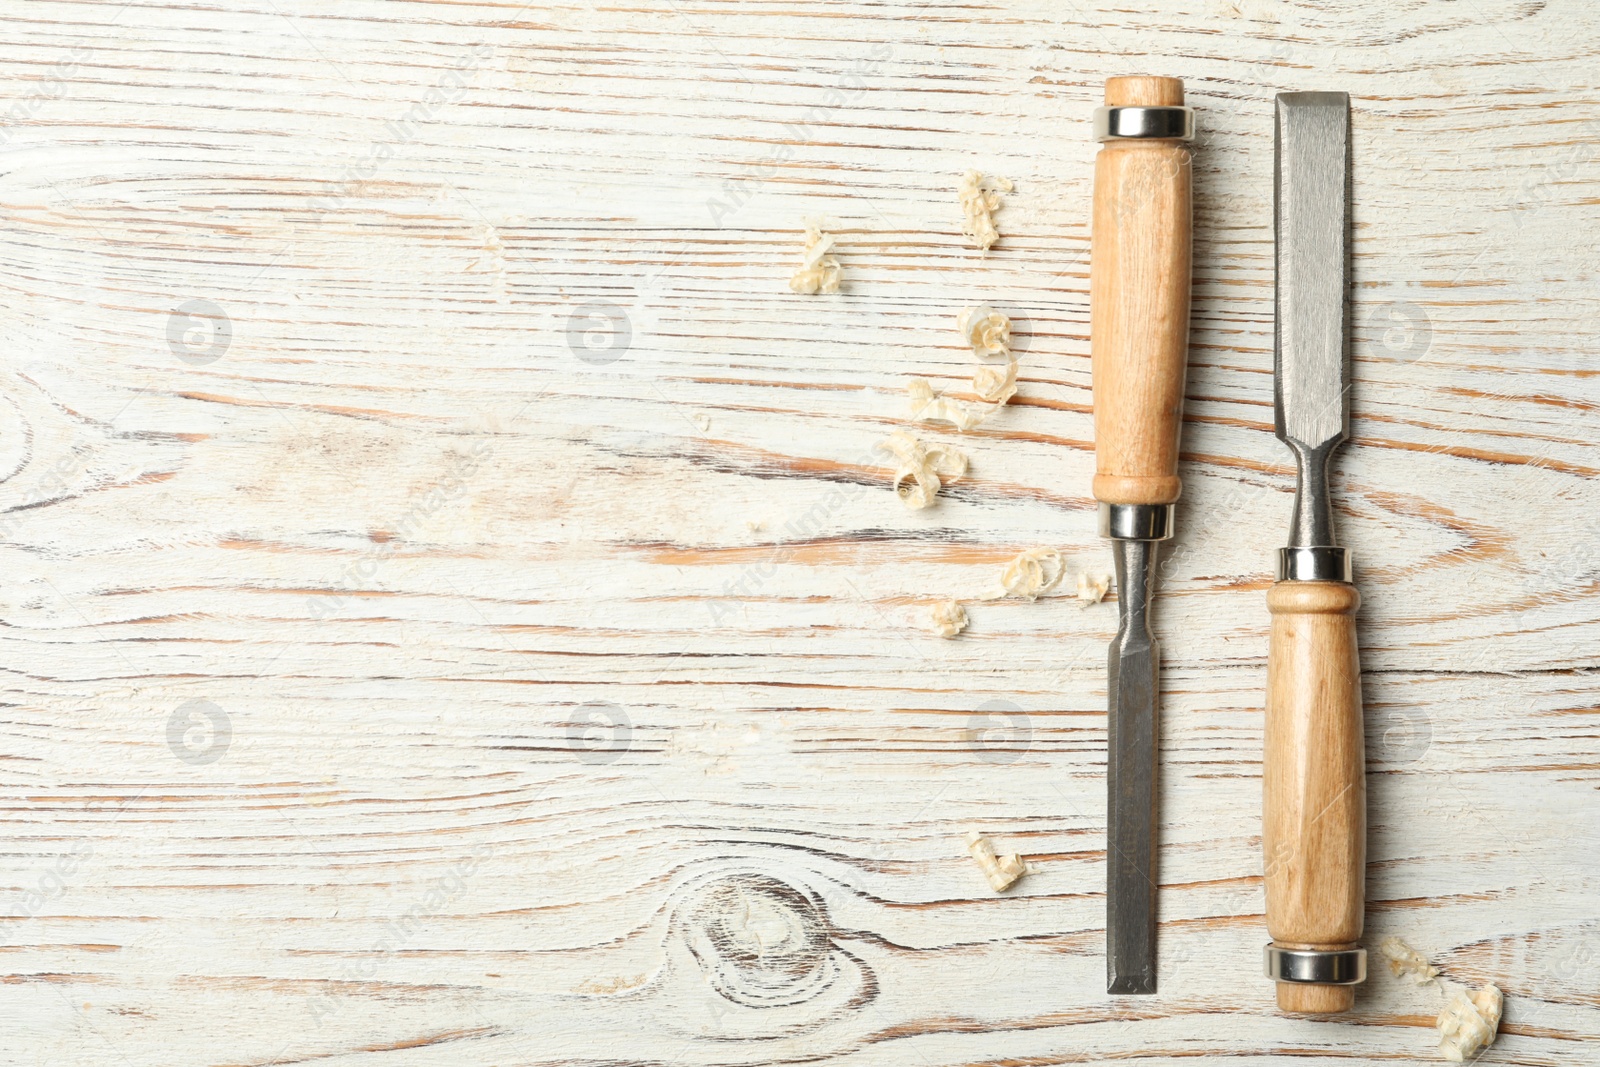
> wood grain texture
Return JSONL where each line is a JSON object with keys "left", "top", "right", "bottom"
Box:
{"left": 1264, "top": 580, "right": 1365, "bottom": 1015}
{"left": 0, "top": 1, "right": 1598, "bottom": 1064}
{"left": 1091, "top": 77, "right": 1193, "bottom": 506}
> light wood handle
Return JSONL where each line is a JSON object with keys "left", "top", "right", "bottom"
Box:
{"left": 1263, "top": 580, "right": 1367, "bottom": 1013}
{"left": 1090, "top": 76, "right": 1194, "bottom": 507}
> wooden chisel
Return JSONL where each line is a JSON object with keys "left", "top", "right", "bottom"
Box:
{"left": 1262, "top": 91, "right": 1368, "bottom": 1013}
{"left": 1090, "top": 75, "right": 1195, "bottom": 995}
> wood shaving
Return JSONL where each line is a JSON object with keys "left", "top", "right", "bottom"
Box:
{"left": 957, "top": 305, "right": 1012, "bottom": 360}
{"left": 1076, "top": 572, "right": 1111, "bottom": 607}
{"left": 971, "top": 360, "right": 1018, "bottom": 404}
{"left": 958, "top": 171, "right": 1013, "bottom": 252}
{"left": 998, "top": 548, "right": 1066, "bottom": 600}
{"left": 958, "top": 307, "right": 1019, "bottom": 405}
{"left": 908, "top": 378, "right": 994, "bottom": 431}
{"left": 964, "top": 831, "right": 1027, "bottom": 892}
{"left": 882, "top": 430, "right": 967, "bottom": 510}
{"left": 788, "top": 223, "right": 841, "bottom": 294}
{"left": 693, "top": 412, "right": 711, "bottom": 432}
{"left": 1380, "top": 937, "right": 1503, "bottom": 1062}
{"left": 1438, "top": 983, "right": 1502, "bottom": 1062}
{"left": 929, "top": 599, "right": 968, "bottom": 638}
{"left": 1382, "top": 936, "right": 1441, "bottom": 985}
{"left": 907, "top": 308, "right": 1019, "bottom": 435}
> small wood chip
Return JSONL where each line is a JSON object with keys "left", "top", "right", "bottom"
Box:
{"left": 957, "top": 305, "right": 1012, "bottom": 360}
{"left": 788, "top": 223, "right": 841, "bottom": 294}
{"left": 958, "top": 172, "right": 1013, "bottom": 252}
{"left": 998, "top": 548, "right": 1066, "bottom": 600}
{"left": 971, "top": 360, "right": 1018, "bottom": 404}
{"left": 1380, "top": 937, "right": 1503, "bottom": 1062}
{"left": 964, "top": 831, "right": 1027, "bottom": 892}
{"left": 882, "top": 430, "right": 967, "bottom": 510}
{"left": 1438, "top": 983, "right": 1502, "bottom": 1062}
{"left": 1075, "top": 572, "right": 1111, "bottom": 607}
{"left": 929, "top": 599, "right": 968, "bottom": 638}
{"left": 1382, "top": 936, "right": 1441, "bottom": 985}
{"left": 956, "top": 306, "right": 1018, "bottom": 405}
{"left": 908, "top": 378, "right": 994, "bottom": 431}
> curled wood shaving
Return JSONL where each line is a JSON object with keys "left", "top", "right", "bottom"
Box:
{"left": 788, "top": 223, "right": 841, "bottom": 294}
{"left": 972, "top": 360, "right": 1018, "bottom": 404}
{"left": 998, "top": 548, "right": 1066, "bottom": 600}
{"left": 957, "top": 305, "right": 1012, "bottom": 360}
{"left": 957, "top": 307, "right": 1018, "bottom": 405}
{"left": 1438, "top": 983, "right": 1502, "bottom": 1062}
{"left": 1382, "top": 936, "right": 1441, "bottom": 985}
{"left": 882, "top": 430, "right": 967, "bottom": 510}
{"left": 1380, "top": 937, "right": 1503, "bottom": 1062}
{"left": 908, "top": 378, "right": 994, "bottom": 431}
{"left": 929, "top": 599, "right": 968, "bottom": 638}
{"left": 964, "top": 831, "right": 1027, "bottom": 892}
{"left": 1076, "top": 572, "right": 1111, "bottom": 607}
{"left": 958, "top": 171, "right": 1013, "bottom": 251}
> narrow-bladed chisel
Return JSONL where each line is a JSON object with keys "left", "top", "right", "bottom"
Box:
{"left": 1089, "top": 75, "right": 1196, "bottom": 996}
{"left": 1262, "top": 90, "right": 1368, "bottom": 1014}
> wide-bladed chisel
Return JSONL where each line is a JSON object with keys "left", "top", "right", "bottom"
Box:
{"left": 1262, "top": 90, "right": 1368, "bottom": 1014}
{"left": 1090, "top": 75, "right": 1195, "bottom": 996}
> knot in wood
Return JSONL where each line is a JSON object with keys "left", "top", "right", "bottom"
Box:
{"left": 674, "top": 873, "right": 836, "bottom": 1008}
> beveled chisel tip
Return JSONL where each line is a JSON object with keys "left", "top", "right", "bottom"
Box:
{"left": 1107, "top": 971, "right": 1157, "bottom": 996}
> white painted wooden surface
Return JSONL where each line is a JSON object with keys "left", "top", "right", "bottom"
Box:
{"left": 2, "top": 1, "right": 1598, "bottom": 1063}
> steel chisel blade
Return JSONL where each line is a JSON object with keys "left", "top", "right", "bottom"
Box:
{"left": 1275, "top": 91, "right": 1352, "bottom": 453}
{"left": 1107, "top": 538, "right": 1160, "bottom": 994}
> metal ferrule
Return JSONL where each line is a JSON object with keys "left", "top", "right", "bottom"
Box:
{"left": 1098, "top": 502, "right": 1175, "bottom": 542}
{"left": 1264, "top": 945, "right": 1367, "bottom": 985}
{"left": 1277, "top": 546, "right": 1353, "bottom": 583}
{"left": 1093, "top": 105, "right": 1195, "bottom": 142}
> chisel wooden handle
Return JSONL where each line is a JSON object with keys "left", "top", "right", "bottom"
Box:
{"left": 1090, "top": 75, "right": 1193, "bottom": 508}
{"left": 1263, "top": 580, "right": 1366, "bottom": 1013}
